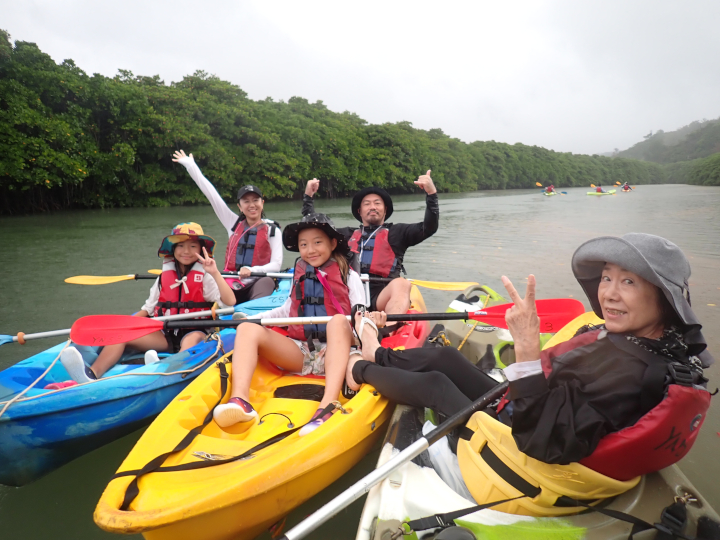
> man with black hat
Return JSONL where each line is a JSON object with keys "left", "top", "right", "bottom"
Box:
{"left": 302, "top": 170, "right": 439, "bottom": 321}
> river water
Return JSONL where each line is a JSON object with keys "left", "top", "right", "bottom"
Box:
{"left": 1, "top": 184, "right": 718, "bottom": 538}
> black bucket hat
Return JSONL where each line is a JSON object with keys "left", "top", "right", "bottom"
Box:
{"left": 282, "top": 213, "right": 348, "bottom": 253}
{"left": 351, "top": 187, "right": 393, "bottom": 222}
{"left": 572, "top": 233, "right": 712, "bottom": 364}
{"left": 237, "top": 185, "right": 263, "bottom": 200}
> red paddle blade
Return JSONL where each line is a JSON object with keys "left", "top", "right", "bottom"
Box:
{"left": 70, "top": 315, "right": 164, "bottom": 346}
{"left": 467, "top": 298, "right": 585, "bottom": 333}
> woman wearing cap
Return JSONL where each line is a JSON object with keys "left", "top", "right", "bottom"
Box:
{"left": 60, "top": 222, "right": 235, "bottom": 383}
{"left": 213, "top": 214, "right": 367, "bottom": 436}
{"left": 173, "top": 150, "right": 282, "bottom": 304}
{"left": 349, "top": 233, "right": 712, "bottom": 469}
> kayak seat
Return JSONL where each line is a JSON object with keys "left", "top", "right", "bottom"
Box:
{"left": 273, "top": 384, "right": 325, "bottom": 402}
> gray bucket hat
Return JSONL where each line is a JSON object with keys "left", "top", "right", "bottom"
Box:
{"left": 571, "top": 233, "right": 712, "bottom": 364}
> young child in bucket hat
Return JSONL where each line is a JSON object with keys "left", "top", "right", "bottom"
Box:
{"left": 60, "top": 222, "right": 236, "bottom": 383}
{"left": 213, "top": 214, "right": 367, "bottom": 437}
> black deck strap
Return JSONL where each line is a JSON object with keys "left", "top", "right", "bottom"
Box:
{"left": 554, "top": 497, "right": 695, "bottom": 540}
{"left": 656, "top": 501, "right": 688, "bottom": 540}
{"left": 113, "top": 388, "right": 336, "bottom": 511}
{"left": 406, "top": 495, "right": 526, "bottom": 532}
{"left": 480, "top": 445, "right": 541, "bottom": 499}
{"left": 114, "top": 361, "right": 230, "bottom": 510}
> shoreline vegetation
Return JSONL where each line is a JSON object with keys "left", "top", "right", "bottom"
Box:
{"left": 1, "top": 33, "right": 718, "bottom": 215}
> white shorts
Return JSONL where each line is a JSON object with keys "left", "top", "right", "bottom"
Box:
{"left": 290, "top": 338, "right": 361, "bottom": 376}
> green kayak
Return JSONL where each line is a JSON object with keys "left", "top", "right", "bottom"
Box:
{"left": 587, "top": 189, "right": 616, "bottom": 196}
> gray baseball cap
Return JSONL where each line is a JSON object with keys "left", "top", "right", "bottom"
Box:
{"left": 572, "top": 233, "right": 712, "bottom": 365}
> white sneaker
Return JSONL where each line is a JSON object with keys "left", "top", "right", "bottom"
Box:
{"left": 144, "top": 350, "right": 160, "bottom": 365}
{"left": 60, "top": 347, "right": 96, "bottom": 383}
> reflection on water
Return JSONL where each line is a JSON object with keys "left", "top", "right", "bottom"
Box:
{"left": 1, "top": 184, "right": 719, "bottom": 538}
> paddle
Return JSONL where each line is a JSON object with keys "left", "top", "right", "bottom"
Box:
{"left": 277, "top": 381, "right": 511, "bottom": 540}
{"left": 66, "top": 271, "right": 478, "bottom": 292}
{"left": 0, "top": 307, "right": 238, "bottom": 348}
{"left": 69, "top": 299, "right": 585, "bottom": 346}
{"left": 536, "top": 182, "right": 566, "bottom": 195}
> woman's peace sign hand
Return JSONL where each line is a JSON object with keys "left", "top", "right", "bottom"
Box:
{"left": 196, "top": 247, "right": 219, "bottom": 275}
{"left": 501, "top": 274, "right": 541, "bottom": 363}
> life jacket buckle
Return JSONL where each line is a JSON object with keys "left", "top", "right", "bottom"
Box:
{"left": 668, "top": 364, "right": 694, "bottom": 386}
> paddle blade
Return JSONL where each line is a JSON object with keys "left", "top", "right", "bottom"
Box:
{"left": 70, "top": 315, "right": 164, "bottom": 346}
{"left": 65, "top": 275, "right": 137, "bottom": 285}
{"left": 535, "top": 182, "right": 543, "bottom": 187}
{"left": 409, "top": 280, "right": 479, "bottom": 291}
{"left": 590, "top": 184, "right": 596, "bottom": 188}
{"left": 467, "top": 298, "right": 586, "bottom": 333}
{"left": 0, "top": 335, "right": 14, "bottom": 346}
{"left": 148, "top": 269, "right": 162, "bottom": 275}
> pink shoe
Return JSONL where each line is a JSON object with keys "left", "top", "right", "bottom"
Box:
{"left": 299, "top": 408, "right": 334, "bottom": 437}
{"left": 213, "top": 397, "right": 257, "bottom": 427}
{"left": 44, "top": 381, "right": 79, "bottom": 390}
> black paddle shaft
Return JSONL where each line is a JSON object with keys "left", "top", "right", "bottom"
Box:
{"left": 163, "top": 311, "right": 491, "bottom": 331}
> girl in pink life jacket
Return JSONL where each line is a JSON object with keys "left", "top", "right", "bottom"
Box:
{"left": 213, "top": 214, "right": 367, "bottom": 437}
{"left": 59, "top": 223, "right": 236, "bottom": 384}
{"left": 172, "top": 150, "right": 282, "bottom": 304}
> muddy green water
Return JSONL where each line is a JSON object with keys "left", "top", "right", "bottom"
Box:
{"left": 1, "top": 184, "right": 719, "bottom": 538}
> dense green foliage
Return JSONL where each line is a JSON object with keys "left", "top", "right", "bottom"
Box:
{"left": 0, "top": 36, "right": 683, "bottom": 214}
{"left": 616, "top": 118, "right": 720, "bottom": 187}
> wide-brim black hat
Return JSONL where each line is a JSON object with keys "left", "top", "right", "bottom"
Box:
{"left": 351, "top": 187, "right": 393, "bottom": 222}
{"left": 572, "top": 233, "right": 712, "bottom": 365}
{"left": 282, "top": 213, "right": 348, "bottom": 253}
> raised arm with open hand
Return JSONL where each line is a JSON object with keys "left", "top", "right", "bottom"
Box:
{"left": 501, "top": 274, "right": 541, "bottom": 363}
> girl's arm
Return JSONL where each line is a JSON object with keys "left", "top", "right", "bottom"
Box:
{"left": 347, "top": 270, "right": 368, "bottom": 307}
{"left": 197, "top": 248, "right": 236, "bottom": 307}
{"left": 140, "top": 279, "right": 161, "bottom": 315}
{"left": 172, "top": 150, "right": 238, "bottom": 235}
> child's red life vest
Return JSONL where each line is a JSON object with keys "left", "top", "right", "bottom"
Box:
{"left": 154, "top": 258, "right": 214, "bottom": 317}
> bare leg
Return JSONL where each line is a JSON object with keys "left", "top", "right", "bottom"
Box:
{"left": 346, "top": 312, "right": 383, "bottom": 391}
{"left": 320, "top": 314, "right": 352, "bottom": 409}
{"left": 90, "top": 331, "right": 170, "bottom": 378}
{"left": 374, "top": 277, "right": 412, "bottom": 316}
{"left": 178, "top": 331, "right": 206, "bottom": 351}
{"left": 230, "top": 324, "right": 304, "bottom": 401}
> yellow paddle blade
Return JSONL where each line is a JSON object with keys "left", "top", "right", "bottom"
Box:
{"left": 65, "top": 275, "right": 137, "bottom": 285}
{"left": 535, "top": 182, "right": 543, "bottom": 187}
{"left": 590, "top": 184, "right": 596, "bottom": 188}
{"left": 407, "top": 279, "right": 479, "bottom": 291}
{"left": 148, "top": 269, "right": 162, "bottom": 275}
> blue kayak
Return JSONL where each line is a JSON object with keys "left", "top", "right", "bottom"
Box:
{"left": 0, "top": 281, "right": 290, "bottom": 486}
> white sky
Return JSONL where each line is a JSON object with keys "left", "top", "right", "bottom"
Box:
{"left": 4, "top": 0, "right": 720, "bottom": 155}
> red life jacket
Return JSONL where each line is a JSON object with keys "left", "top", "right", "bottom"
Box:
{"left": 596, "top": 187, "right": 603, "bottom": 192}
{"left": 224, "top": 219, "right": 277, "bottom": 272}
{"left": 287, "top": 259, "right": 351, "bottom": 343}
{"left": 348, "top": 227, "right": 398, "bottom": 278}
{"left": 539, "top": 329, "right": 711, "bottom": 481}
{"left": 154, "top": 258, "right": 214, "bottom": 317}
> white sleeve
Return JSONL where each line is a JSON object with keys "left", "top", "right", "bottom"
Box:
{"left": 202, "top": 274, "right": 232, "bottom": 309}
{"left": 347, "top": 270, "right": 368, "bottom": 307}
{"left": 247, "top": 297, "right": 291, "bottom": 320}
{"left": 176, "top": 156, "right": 238, "bottom": 235}
{"left": 245, "top": 221, "right": 283, "bottom": 274}
{"left": 503, "top": 359, "right": 543, "bottom": 381}
{"left": 141, "top": 279, "right": 161, "bottom": 314}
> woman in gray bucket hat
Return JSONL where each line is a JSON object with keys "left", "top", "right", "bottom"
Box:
{"left": 348, "top": 233, "right": 712, "bottom": 486}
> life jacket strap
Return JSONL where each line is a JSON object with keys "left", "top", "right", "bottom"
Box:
{"left": 157, "top": 301, "right": 214, "bottom": 309}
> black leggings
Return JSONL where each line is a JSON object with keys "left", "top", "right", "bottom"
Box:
{"left": 352, "top": 346, "right": 499, "bottom": 417}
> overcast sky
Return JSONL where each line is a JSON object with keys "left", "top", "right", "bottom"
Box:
{"left": 4, "top": 0, "right": 720, "bottom": 155}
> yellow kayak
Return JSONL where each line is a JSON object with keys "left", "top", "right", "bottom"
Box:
{"left": 94, "top": 287, "right": 430, "bottom": 540}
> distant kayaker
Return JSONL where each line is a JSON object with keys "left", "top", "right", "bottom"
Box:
{"left": 60, "top": 223, "right": 236, "bottom": 382}
{"left": 623, "top": 182, "right": 633, "bottom": 191}
{"left": 213, "top": 213, "right": 366, "bottom": 436}
{"left": 596, "top": 184, "right": 605, "bottom": 193}
{"left": 348, "top": 233, "right": 712, "bottom": 470}
{"left": 173, "top": 150, "right": 282, "bottom": 304}
{"left": 302, "top": 171, "right": 439, "bottom": 333}
{"left": 546, "top": 184, "right": 555, "bottom": 194}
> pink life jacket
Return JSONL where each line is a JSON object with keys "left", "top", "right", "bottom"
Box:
{"left": 287, "top": 259, "right": 351, "bottom": 343}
